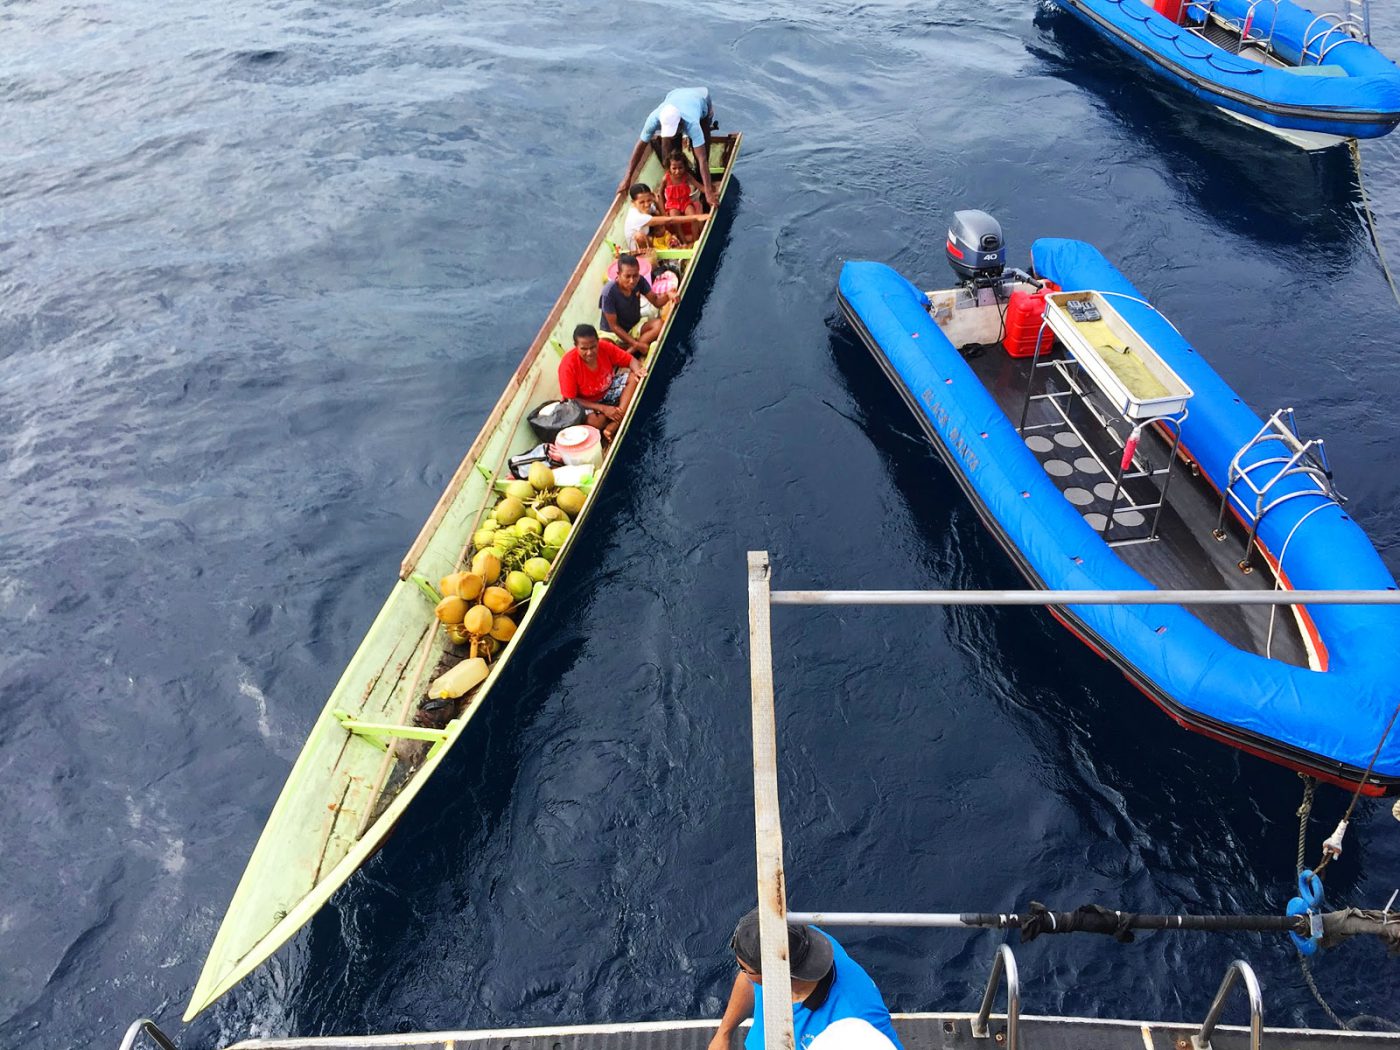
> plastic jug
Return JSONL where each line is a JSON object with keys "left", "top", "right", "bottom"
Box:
{"left": 552, "top": 425, "right": 603, "bottom": 468}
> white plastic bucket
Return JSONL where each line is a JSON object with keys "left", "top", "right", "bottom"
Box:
{"left": 553, "top": 425, "right": 602, "bottom": 467}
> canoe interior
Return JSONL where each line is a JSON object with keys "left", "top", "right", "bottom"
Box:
{"left": 925, "top": 283, "right": 1315, "bottom": 670}
{"left": 186, "top": 133, "right": 742, "bottom": 1020}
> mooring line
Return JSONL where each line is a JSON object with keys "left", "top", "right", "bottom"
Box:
{"left": 1349, "top": 137, "right": 1400, "bottom": 309}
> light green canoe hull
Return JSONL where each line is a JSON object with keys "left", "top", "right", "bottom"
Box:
{"left": 185, "top": 134, "right": 742, "bottom": 1020}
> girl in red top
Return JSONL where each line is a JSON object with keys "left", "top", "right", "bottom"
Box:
{"left": 558, "top": 323, "right": 647, "bottom": 442}
{"left": 660, "top": 152, "right": 702, "bottom": 245}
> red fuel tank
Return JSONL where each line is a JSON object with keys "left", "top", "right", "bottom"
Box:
{"left": 1002, "top": 286, "right": 1054, "bottom": 358}
{"left": 1154, "top": 0, "right": 1186, "bottom": 24}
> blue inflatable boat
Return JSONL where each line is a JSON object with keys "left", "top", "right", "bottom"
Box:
{"left": 1049, "top": 0, "right": 1400, "bottom": 148}
{"left": 837, "top": 220, "right": 1400, "bottom": 793}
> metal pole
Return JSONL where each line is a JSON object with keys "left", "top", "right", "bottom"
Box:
{"left": 787, "top": 910, "right": 1304, "bottom": 934}
{"left": 770, "top": 588, "right": 1400, "bottom": 607}
{"left": 747, "top": 551, "right": 795, "bottom": 1050}
{"left": 789, "top": 912, "right": 971, "bottom": 927}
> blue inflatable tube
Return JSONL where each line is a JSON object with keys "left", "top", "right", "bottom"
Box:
{"left": 1050, "top": 0, "right": 1400, "bottom": 140}
{"left": 837, "top": 241, "right": 1400, "bottom": 791}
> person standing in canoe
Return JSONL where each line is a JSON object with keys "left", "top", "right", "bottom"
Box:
{"left": 708, "top": 909, "right": 903, "bottom": 1050}
{"left": 600, "top": 253, "right": 672, "bottom": 356}
{"left": 558, "top": 324, "right": 646, "bottom": 443}
{"left": 618, "top": 86, "right": 719, "bottom": 209}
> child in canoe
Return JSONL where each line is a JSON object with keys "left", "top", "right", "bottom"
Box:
{"left": 660, "top": 152, "right": 703, "bottom": 244}
{"left": 623, "top": 183, "right": 704, "bottom": 252}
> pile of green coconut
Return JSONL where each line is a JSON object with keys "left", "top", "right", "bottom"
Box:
{"left": 431, "top": 462, "right": 587, "bottom": 661}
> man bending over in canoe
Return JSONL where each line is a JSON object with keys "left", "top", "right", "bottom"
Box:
{"left": 559, "top": 324, "right": 646, "bottom": 443}
{"left": 618, "top": 86, "right": 719, "bottom": 209}
{"left": 600, "top": 253, "right": 673, "bottom": 357}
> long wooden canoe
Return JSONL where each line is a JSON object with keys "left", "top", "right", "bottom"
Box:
{"left": 185, "top": 132, "right": 742, "bottom": 1021}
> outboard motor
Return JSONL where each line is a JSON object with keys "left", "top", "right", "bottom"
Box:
{"left": 946, "top": 210, "right": 1005, "bottom": 285}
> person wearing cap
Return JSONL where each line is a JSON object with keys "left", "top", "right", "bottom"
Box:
{"left": 617, "top": 86, "right": 718, "bottom": 209}
{"left": 707, "top": 909, "right": 903, "bottom": 1050}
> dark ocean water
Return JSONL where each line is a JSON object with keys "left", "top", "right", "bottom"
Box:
{"left": 4, "top": 1, "right": 1400, "bottom": 1047}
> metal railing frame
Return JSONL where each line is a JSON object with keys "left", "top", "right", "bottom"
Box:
{"left": 1192, "top": 960, "right": 1263, "bottom": 1050}
{"left": 743, "top": 553, "right": 1400, "bottom": 1050}
{"left": 119, "top": 1019, "right": 179, "bottom": 1050}
{"left": 972, "top": 945, "right": 1021, "bottom": 1050}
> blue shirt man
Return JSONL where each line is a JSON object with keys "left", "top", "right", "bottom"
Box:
{"left": 618, "top": 86, "right": 719, "bottom": 208}
{"left": 708, "top": 910, "right": 904, "bottom": 1050}
{"left": 638, "top": 86, "right": 712, "bottom": 144}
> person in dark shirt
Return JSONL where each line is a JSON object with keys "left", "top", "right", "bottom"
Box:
{"left": 600, "top": 253, "right": 673, "bottom": 357}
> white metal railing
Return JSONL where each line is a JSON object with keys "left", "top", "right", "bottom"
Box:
{"left": 118, "top": 1019, "right": 179, "bottom": 1050}
{"left": 743, "top": 553, "right": 1400, "bottom": 1050}
{"left": 1191, "top": 960, "right": 1263, "bottom": 1050}
{"left": 770, "top": 588, "right": 1400, "bottom": 606}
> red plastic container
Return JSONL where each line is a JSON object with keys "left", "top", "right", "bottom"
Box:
{"left": 1153, "top": 0, "right": 1186, "bottom": 24}
{"left": 1002, "top": 287, "right": 1054, "bottom": 358}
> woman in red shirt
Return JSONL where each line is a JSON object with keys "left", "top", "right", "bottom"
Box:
{"left": 558, "top": 323, "right": 647, "bottom": 442}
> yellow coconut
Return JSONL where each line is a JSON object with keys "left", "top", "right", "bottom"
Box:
{"left": 489, "top": 614, "right": 517, "bottom": 642}
{"left": 536, "top": 505, "right": 568, "bottom": 525}
{"left": 457, "top": 572, "right": 484, "bottom": 600}
{"left": 435, "top": 596, "right": 468, "bottom": 625}
{"left": 470, "top": 550, "right": 501, "bottom": 584}
{"left": 439, "top": 571, "right": 472, "bottom": 598}
{"left": 555, "top": 487, "right": 586, "bottom": 517}
{"left": 463, "top": 604, "right": 494, "bottom": 637}
{"left": 482, "top": 586, "right": 514, "bottom": 614}
{"left": 528, "top": 462, "right": 555, "bottom": 491}
{"left": 494, "top": 496, "right": 526, "bottom": 526}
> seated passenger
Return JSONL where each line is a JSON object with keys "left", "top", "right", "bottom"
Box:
{"left": 558, "top": 323, "right": 647, "bottom": 443}
{"left": 625, "top": 183, "right": 665, "bottom": 253}
{"left": 660, "top": 153, "right": 702, "bottom": 244}
{"left": 600, "top": 253, "right": 673, "bottom": 357}
{"left": 625, "top": 182, "right": 705, "bottom": 252}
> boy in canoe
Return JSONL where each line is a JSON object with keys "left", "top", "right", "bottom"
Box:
{"left": 624, "top": 183, "right": 703, "bottom": 252}
{"left": 600, "top": 253, "right": 673, "bottom": 356}
{"left": 558, "top": 323, "right": 647, "bottom": 443}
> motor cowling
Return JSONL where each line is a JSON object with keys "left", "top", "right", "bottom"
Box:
{"left": 946, "top": 210, "right": 1005, "bottom": 284}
